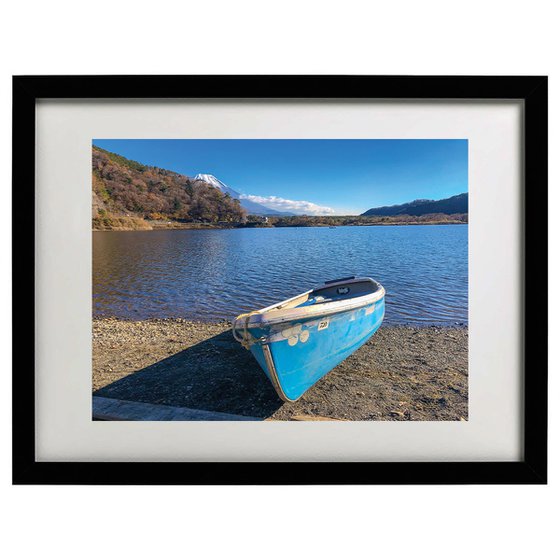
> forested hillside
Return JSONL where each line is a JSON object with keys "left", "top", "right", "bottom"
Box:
{"left": 92, "top": 146, "right": 246, "bottom": 230}
{"left": 362, "top": 193, "right": 467, "bottom": 217}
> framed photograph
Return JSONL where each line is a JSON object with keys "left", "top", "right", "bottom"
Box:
{"left": 13, "top": 75, "right": 547, "bottom": 484}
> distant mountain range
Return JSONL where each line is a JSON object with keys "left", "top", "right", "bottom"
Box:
{"left": 93, "top": 145, "right": 468, "bottom": 230}
{"left": 362, "top": 193, "right": 468, "bottom": 217}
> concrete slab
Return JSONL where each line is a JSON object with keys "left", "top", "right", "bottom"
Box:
{"left": 93, "top": 396, "right": 262, "bottom": 421}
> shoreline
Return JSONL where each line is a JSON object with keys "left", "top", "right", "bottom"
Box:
{"left": 93, "top": 220, "right": 468, "bottom": 232}
{"left": 92, "top": 314, "right": 467, "bottom": 328}
{"left": 93, "top": 318, "right": 468, "bottom": 421}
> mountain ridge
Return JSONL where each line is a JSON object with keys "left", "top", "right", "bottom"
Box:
{"left": 92, "top": 146, "right": 246, "bottom": 229}
{"left": 362, "top": 193, "right": 468, "bottom": 216}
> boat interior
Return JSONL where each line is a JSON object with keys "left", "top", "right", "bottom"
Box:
{"left": 274, "top": 277, "right": 380, "bottom": 311}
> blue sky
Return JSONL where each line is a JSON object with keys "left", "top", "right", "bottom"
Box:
{"left": 92, "top": 139, "right": 468, "bottom": 215}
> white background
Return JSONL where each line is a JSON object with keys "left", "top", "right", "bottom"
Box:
{"left": 1, "top": 1, "right": 557, "bottom": 559}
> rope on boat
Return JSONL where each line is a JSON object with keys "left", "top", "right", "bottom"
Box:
{"left": 231, "top": 310, "right": 261, "bottom": 350}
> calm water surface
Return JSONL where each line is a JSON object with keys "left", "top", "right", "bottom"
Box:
{"left": 93, "top": 225, "right": 468, "bottom": 326}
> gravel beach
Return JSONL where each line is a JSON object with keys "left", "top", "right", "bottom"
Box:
{"left": 93, "top": 318, "right": 468, "bottom": 421}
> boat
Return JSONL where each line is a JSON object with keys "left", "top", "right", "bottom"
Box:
{"left": 232, "top": 276, "right": 385, "bottom": 401}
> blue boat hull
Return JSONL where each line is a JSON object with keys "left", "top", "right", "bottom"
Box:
{"left": 247, "top": 297, "right": 385, "bottom": 401}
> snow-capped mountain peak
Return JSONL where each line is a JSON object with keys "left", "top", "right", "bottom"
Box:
{"left": 193, "top": 173, "right": 334, "bottom": 216}
{"left": 193, "top": 173, "right": 281, "bottom": 215}
{"left": 193, "top": 174, "right": 230, "bottom": 193}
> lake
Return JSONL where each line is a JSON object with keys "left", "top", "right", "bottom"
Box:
{"left": 93, "top": 224, "right": 468, "bottom": 326}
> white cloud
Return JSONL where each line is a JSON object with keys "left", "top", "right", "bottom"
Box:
{"left": 240, "top": 194, "right": 335, "bottom": 216}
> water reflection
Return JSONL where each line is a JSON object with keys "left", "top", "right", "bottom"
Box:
{"left": 93, "top": 224, "right": 468, "bottom": 325}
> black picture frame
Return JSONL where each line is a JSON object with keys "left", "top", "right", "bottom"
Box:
{"left": 13, "top": 75, "right": 548, "bottom": 485}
